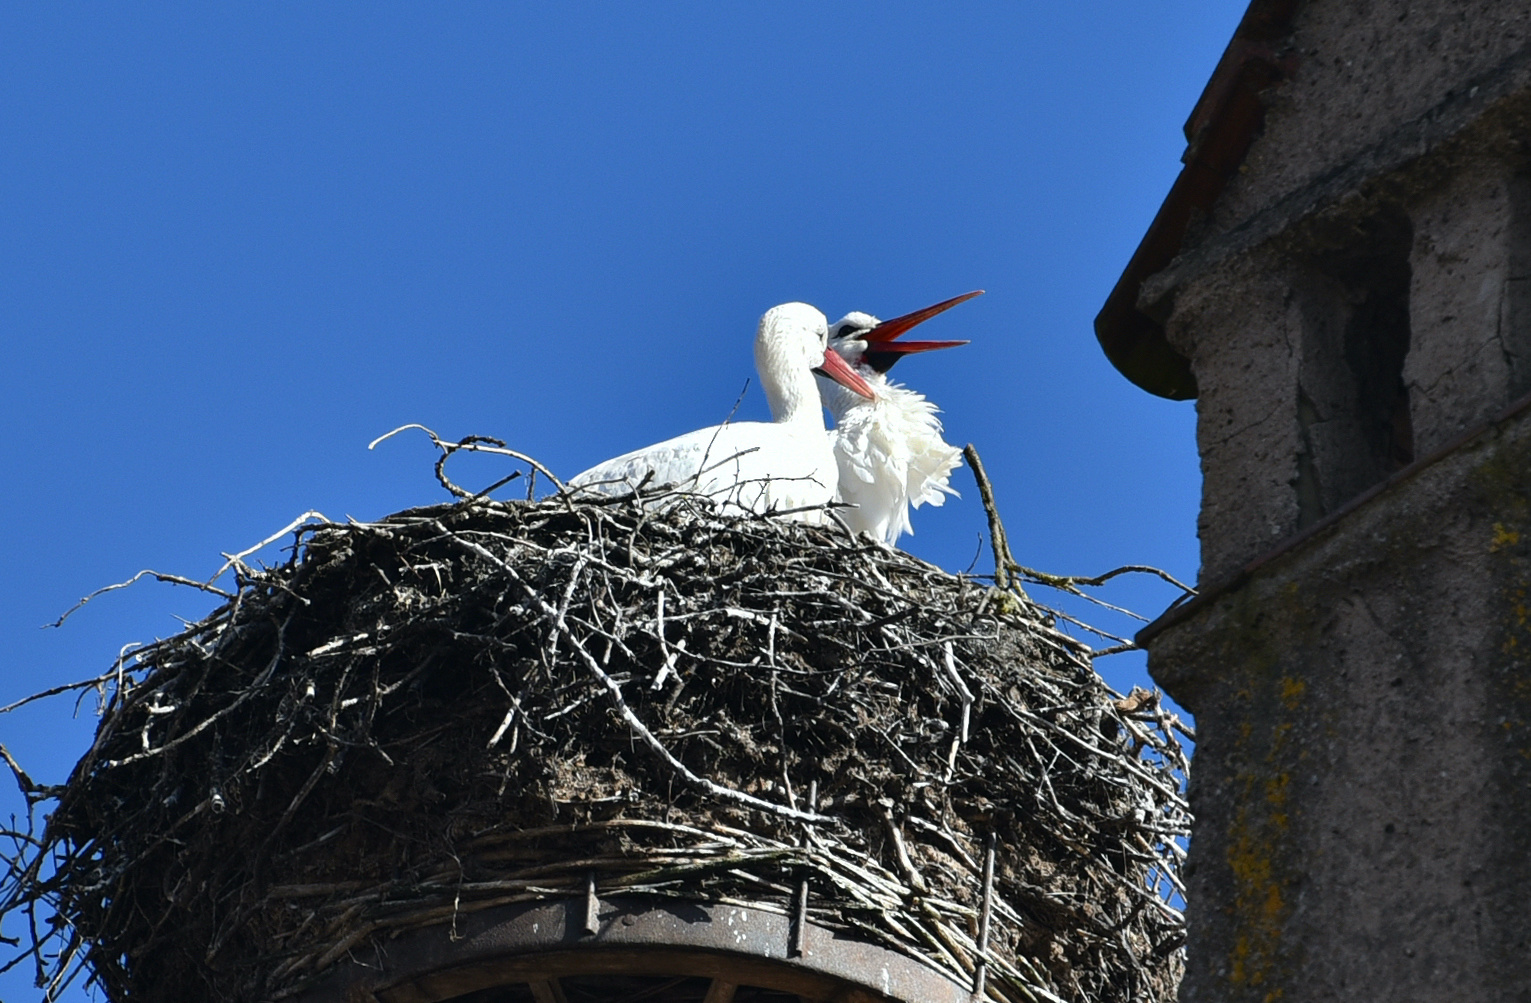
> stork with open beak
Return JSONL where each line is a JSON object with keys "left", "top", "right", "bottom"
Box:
{"left": 816, "top": 291, "right": 982, "bottom": 546}
{"left": 569, "top": 302, "right": 874, "bottom": 522}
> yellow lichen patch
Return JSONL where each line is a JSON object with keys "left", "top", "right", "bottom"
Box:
{"left": 1266, "top": 775, "right": 1291, "bottom": 830}
{"left": 1226, "top": 668, "right": 1302, "bottom": 993}
{"left": 1227, "top": 796, "right": 1288, "bottom": 988}
{"left": 1503, "top": 580, "right": 1531, "bottom": 764}
{"left": 1492, "top": 522, "right": 1522, "bottom": 553}
{"left": 1494, "top": 584, "right": 1531, "bottom": 664}
{"left": 1226, "top": 769, "right": 1295, "bottom": 985}
{"left": 1504, "top": 586, "right": 1531, "bottom": 657}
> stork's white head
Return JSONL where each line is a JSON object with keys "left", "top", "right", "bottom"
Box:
{"left": 755, "top": 302, "right": 874, "bottom": 423}
{"left": 827, "top": 311, "right": 883, "bottom": 369}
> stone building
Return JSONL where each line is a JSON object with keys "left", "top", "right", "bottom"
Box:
{"left": 1096, "top": 0, "right": 1531, "bottom": 999}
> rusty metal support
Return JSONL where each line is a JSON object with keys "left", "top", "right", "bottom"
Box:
{"left": 529, "top": 979, "right": 568, "bottom": 1003}
{"left": 790, "top": 780, "right": 817, "bottom": 958}
{"left": 583, "top": 871, "right": 600, "bottom": 935}
{"left": 293, "top": 896, "right": 970, "bottom": 1003}
{"left": 701, "top": 979, "right": 737, "bottom": 1003}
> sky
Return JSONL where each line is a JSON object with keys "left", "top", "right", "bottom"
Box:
{"left": 0, "top": 4, "right": 1243, "bottom": 998}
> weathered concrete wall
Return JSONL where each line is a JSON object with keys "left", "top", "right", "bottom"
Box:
{"left": 1407, "top": 161, "right": 1531, "bottom": 453}
{"left": 1166, "top": 250, "right": 1303, "bottom": 582}
{"left": 1168, "top": 211, "right": 1417, "bottom": 582}
{"left": 1213, "top": 0, "right": 1531, "bottom": 235}
{"left": 1169, "top": 150, "right": 1531, "bottom": 580}
{"left": 1147, "top": 400, "right": 1531, "bottom": 1003}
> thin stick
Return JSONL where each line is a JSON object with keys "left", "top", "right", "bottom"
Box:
{"left": 208, "top": 511, "right": 331, "bottom": 585}
{"left": 963, "top": 443, "right": 1193, "bottom": 609}
{"left": 651, "top": 588, "right": 678, "bottom": 689}
{"left": 962, "top": 444, "right": 1024, "bottom": 598}
{"left": 370, "top": 423, "right": 568, "bottom": 493}
{"left": 1022, "top": 563, "right": 1196, "bottom": 598}
{"left": 0, "top": 746, "right": 41, "bottom": 797}
{"left": 48, "top": 571, "right": 235, "bottom": 629}
{"left": 942, "top": 641, "right": 974, "bottom": 742}
{"left": 0, "top": 671, "right": 122, "bottom": 716}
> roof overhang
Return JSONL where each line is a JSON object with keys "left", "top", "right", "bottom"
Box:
{"left": 1094, "top": 0, "right": 1304, "bottom": 400}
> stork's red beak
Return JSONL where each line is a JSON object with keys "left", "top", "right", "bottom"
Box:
{"left": 815, "top": 347, "right": 876, "bottom": 399}
{"left": 862, "top": 290, "right": 983, "bottom": 373}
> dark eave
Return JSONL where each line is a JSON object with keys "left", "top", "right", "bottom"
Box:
{"left": 1093, "top": 0, "right": 1304, "bottom": 400}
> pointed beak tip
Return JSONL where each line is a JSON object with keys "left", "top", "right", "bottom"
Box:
{"left": 863, "top": 290, "right": 986, "bottom": 343}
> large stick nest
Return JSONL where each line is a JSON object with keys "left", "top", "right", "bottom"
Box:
{"left": 2, "top": 491, "right": 1189, "bottom": 1003}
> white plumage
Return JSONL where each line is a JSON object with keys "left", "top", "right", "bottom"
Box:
{"left": 814, "top": 292, "right": 982, "bottom": 545}
{"left": 569, "top": 302, "right": 873, "bottom": 522}
{"left": 817, "top": 347, "right": 961, "bottom": 545}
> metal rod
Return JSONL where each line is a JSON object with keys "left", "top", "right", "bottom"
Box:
{"left": 584, "top": 871, "right": 600, "bottom": 935}
{"left": 791, "top": 780, "right": 817, "bottom": 957}
{"left": 973, "top": 831, "right": 997, "bottom": 1000}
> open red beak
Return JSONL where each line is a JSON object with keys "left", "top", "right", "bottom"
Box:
{"left": 815, "top": 346, "right": 876, "bottom": 399}
{"left": 861, "top": 290, "right": 983, "bottom": 374}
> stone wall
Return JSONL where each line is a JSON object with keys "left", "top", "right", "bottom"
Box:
{"left": 1133, "top": 3, "right": 1531, "bottom": 1001}
{"left": 1147, "top": 399, "right": 1531, "bottom": 1003}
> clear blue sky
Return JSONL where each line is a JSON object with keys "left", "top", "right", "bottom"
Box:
{"left": 0, "top": 4, "right": 1241, "bottom": 997}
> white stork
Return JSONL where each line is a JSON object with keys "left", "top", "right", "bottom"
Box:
{"left": 816, "top": 291, "right": 983, "bottom": 545}
{"left": 569, "top": 302, "right": 874, "bottom": 522}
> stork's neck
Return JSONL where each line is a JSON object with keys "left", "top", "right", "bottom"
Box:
{"left": 754, "top": 305, "right": 831, "bottom": 427}
{"left": 761, "top": 364, "right": 826, "bottom": 426}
